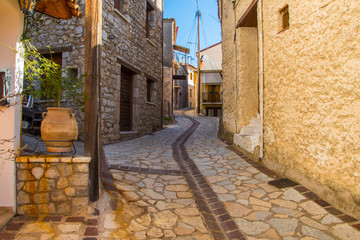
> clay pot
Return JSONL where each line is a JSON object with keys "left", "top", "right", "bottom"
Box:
{"left": 41, "top": 107, "right": 78, "bottom": 152}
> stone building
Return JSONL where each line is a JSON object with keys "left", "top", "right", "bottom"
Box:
{"left": 29, "top": 0, "right": 163, "bottom": 144}
{"left": 173, "top": 61, "right": 188, "bottom": 110}
{"left": 163, "top": 18, "right": 176, "bottom": 118}
{"left": 187, "top": 64, "right": 196, "bottom": 109}
{"left": 199, "top": 42, "right": 222, "bottom": 116}
{"left": 163, "top": 18, "right": 190, "bottom": 114}
{"left": 218, "top": 0, "right": 360, "bottom": 219}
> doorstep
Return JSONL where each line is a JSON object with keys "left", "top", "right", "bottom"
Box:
{"left": 0, "top": 207, "right": 14, "bottom": 230}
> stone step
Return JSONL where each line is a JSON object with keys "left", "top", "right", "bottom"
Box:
{"left": 249, "top": 117, "right": 260, "bottom": 127}
{"left": 234, "top": 132, "right": 260, "bottom": 154}
{"left": 239, "top": 125, "right": 259, "bottom": 136}
{"left": 0, "top": 207, "right": 14, "bottom": 229}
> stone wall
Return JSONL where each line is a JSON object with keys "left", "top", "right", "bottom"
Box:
{"left": 163, "top": 66, "right": 173, "bottom": 118}
{"left": 28, "top": 0, "right": 163, "bottom": 144}
{"left": 220, "top": 0, "right": 259, "bottom": 141}
{"left": 262, "top": 0, "right": 360, "bottom": 218}
{"left": 28, "top": 2, "right": 86, "bottom": 140}
{"left": 220, "top": 0, "right": 360, "bottom": 218}
{"left": 101, "top": 0, "right": 163, "bottom": 144}
{"left": 16, "top": 156, "right": 90, "bottom": 216}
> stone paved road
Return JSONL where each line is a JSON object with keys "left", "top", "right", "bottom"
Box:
{"left": 1, "top": 110, "right": 360, "bottom": 239}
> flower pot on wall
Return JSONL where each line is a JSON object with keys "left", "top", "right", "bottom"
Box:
{"left": 41, "top": 107, "right": 78, "bottom": 152}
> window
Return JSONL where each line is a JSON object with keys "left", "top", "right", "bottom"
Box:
{"left": 114, "top": 0, "right": 128, "bottom": 15}
{"left": 190, "top": 73, "right": 193, "bottom": 80}
{"left": 279, "top": 5, "right": 289, "bottom": 31}
{"left": 189, "top": 89, "right": 192, "bottom": 97}
{"left": 0, "top": 72, "right": 4, "bottom": 106}
{"left": 146, "top": 1, "right": 155, "bottom": 39}
{"left": 146, "top": 78, "right": 154, "bottom": 102}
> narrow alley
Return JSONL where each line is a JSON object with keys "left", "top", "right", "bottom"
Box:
{"left": 3, "top": 110, "right": 360, "bottom": 239}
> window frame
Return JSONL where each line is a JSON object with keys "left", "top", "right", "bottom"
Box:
{"left": 146, "top": 0, "right": 156, "bottom": 39}
{"left": 279, "top": 4, "right": 289, "bottom": 32}
{"left": 146, "top": 78, "right": 154, "bottom": 102}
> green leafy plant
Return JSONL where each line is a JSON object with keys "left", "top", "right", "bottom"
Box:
{"left": 22, "top": 40, "right": 86, "bottom": 108}
{"left": 163, "top": 116, "right": 173, "bottom": 121}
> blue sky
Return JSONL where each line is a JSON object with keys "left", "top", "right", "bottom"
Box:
{"left": 164, "top": 0, "right": 222, "bottom": 66}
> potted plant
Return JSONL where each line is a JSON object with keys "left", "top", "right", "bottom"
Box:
{"left": 23, "top": 40, "right": 85, "bottom": 152}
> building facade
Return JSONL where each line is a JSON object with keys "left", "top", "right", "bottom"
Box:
{"left": 187, "top": 65, "right": 196, "bottom": 109}
{"left": 199, "top": 42, "right": 223, "bottom": 116}
{"left": 0, "top": 0, "right": 25, "bottom": 220}
{"left": 219, "top": 0, "right": 360, "bottom": 218}
{"left": 173, "top": 61, "right": 188, "bottom": 110}
{"left": 163, "top": 18, "right": 176, "bottom": 118}
{"left": 29, "top": 0, "right": 163, "bottom": 144}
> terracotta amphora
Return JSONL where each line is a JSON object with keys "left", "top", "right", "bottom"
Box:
{"left": 41, "top": 107, "right": 78, "bottom": 152}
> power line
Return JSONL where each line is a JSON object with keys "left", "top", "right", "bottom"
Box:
{"left": 189, "top": 0, "right": 220, "bottom": 23}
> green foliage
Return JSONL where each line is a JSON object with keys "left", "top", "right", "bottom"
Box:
{"left": 163, "top": 116, "right": 173, "bottom": 121}
{"left": 22, "top": 40, "right": 86, "bottom": 108}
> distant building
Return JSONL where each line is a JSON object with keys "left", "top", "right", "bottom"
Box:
{"left": 187, "top": 65, "right": 197, "bottom": 109}
{"left": 173, "top": 60, "right": 188, "bottom": 110}
{"left": 199, "top": 42, "right": 223, "bottom": 116}
{"left": 163, "top": 18, "right": 176, "bottom": 118}
{"left": 28, "top": 0, "right": 164, "bottom": 143}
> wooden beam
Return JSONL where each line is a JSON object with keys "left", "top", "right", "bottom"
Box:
{"left": 173, "top": 44, "right": 190, "bottom": 54}
{"left": 173, "top": 75, "right": 187, "bottom": 80}
{"left": 84, "top": 0, "right": 101, "bottom": 202}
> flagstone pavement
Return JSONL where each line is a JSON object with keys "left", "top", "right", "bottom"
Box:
{"left": 1, "top": 110, "right": 360, "bottom": 239}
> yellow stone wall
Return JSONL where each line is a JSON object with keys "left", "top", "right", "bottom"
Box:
{"left": 221, "top": 0, "right": 260, "bottom": 140}
{"left": 262, "top": 0, "right": 360, "bottom": 216}
{"left": 221, "top": 0, "right": 360, "bottom": 217}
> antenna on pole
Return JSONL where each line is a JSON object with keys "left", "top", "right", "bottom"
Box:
{"left": 196, "top": 10, "right": 201, "bottom": 114}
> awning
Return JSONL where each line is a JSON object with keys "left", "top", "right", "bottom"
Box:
{"left": 35, "top": 0, "right": 82, "bottom": 19}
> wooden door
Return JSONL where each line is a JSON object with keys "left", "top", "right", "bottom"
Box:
{"left": 120, "top": 69, "right": 132, "bottom": 131}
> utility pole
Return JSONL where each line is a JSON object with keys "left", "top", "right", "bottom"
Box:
{"left": 85, "top": 0, "right": 102, "bottom": 202}
{"left": 196, "top": 10, "right": 201, "bottom": 114}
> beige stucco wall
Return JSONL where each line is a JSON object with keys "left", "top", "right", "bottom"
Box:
{"left": 262, "top": 0, "right": 360, "bottom": 216}
{"left": 0, "top": 0, "right": 24, "bottom": 209}
{"left": 221, "top": 0, "right": 360, "bottom": 218}
{"left": 221, "top": 0, "right": 259, "bottom": 140}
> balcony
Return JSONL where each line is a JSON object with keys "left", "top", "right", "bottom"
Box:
{"left": 202, "top": 92, "right": 222, "bottom": 104}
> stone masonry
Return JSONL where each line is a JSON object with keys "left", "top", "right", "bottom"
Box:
{"left": 16, "top": 156, "right": 90, "bottom": 216}
{"left": 28, "top": 0, "right": 163, "bottom": 144}
{"left": 219, "top": 0, "right": 360, "bottom": 219}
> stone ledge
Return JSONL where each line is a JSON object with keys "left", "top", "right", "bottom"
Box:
{"left": 114, "top": 9, "right": 130, "bottom": 23}
{"left": 16, "top": 156, "right": 91, "bottom": 163}
{"left": 146, "top": 38, "right": 156, "bottom": 47}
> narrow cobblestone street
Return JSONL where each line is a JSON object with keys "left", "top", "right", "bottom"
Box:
{"left": 2, "top": 110, "right": 360, "bottom": 239}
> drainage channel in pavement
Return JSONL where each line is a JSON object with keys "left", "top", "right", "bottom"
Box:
{"left": 172, "top": 114, "right": 246, "bottom": 240}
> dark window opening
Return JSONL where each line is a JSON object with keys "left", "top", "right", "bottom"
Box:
{"left": 146, "top": 1, "right": 155, "bottom": 38}
{"left": 146, "top": 78, "right": 154, "bottom": 102}
{"left": 280, "top": 5, "right": 289, "bottom": 31}
{"left": 114, "top": 0, "right": 128, "bottom": 15}
{"left": 120, "top": 67, "right": 133, "bottom": 131}
{"left": 114, "top": 0, "right": 120, "bottom": 11}
{"left": 0, "top": 72, "right": 5, "bottom": 106}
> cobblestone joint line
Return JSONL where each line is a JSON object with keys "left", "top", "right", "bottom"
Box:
{"left": 172, "top": 113, "right": 245, "bottom": 240}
